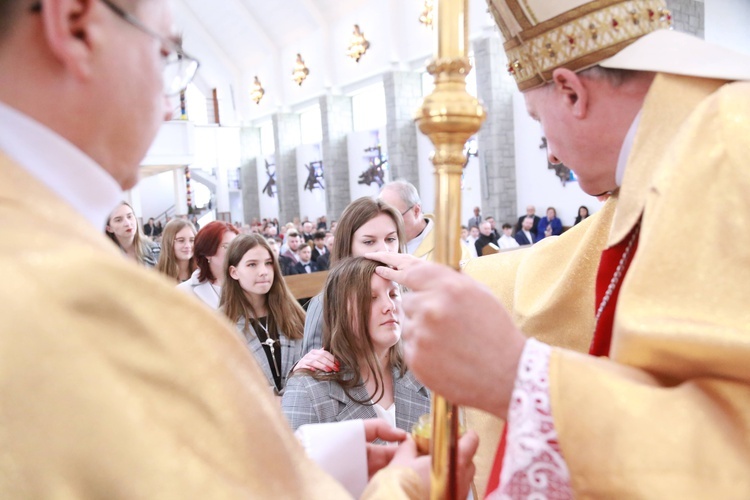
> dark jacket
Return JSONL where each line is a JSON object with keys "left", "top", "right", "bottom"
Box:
{"left": 514, "top": 230, "right": 536, "bottom": 246}
{"left": 290, "top": 260, "right": 319, "bottom": 275}
{"left": 474, "top": 233, "right": 498, "bottom": 256}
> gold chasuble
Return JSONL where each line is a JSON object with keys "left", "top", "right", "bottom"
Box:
{"left": 466, "top": 73, "right": 750, "bottom": 497}
{"left": 0, "top": 158, "right": 421, "bottom": 498}
{"left": 463, "top": 197, "right": 616, "bottom": 496}
{"left": 414, "top": 213, "right": 437, "bottom": 260}
{"left": 553, "top": 74, "right": 750, "bottom": 497}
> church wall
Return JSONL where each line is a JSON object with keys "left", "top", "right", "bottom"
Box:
{"left": 705, "top": 0, "right": 750, "bottom": 49}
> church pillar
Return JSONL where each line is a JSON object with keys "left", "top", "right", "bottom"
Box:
{"left": 240, "top": 127, "right": 261, "bottom": 225}
{"left": 173, "top": 168, "right": 188, "bottom": 217}
{"left": 473, "top": 35, "right": 517, "bottom": 226}
{"left": 320, "top": 95, "right": 353, "bottom": 220}
{"left": 383, "top": 71, "right": 422, "bottom": 185}
{"left": 273, "top": 113, "right": 302, "bottom": 225}
{"left": 215, "top": 165, "right": 231, "bottom": 222}
{"left": 667, "top": 0, "right": 704, "bottom": 38}
{"left": 125, "top": 185, "right": 143, "bottom": 226}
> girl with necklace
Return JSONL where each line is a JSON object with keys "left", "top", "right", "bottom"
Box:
{"left": 221, "top": 234, "right": 335, "bottom": 397}
{"left": 177, "top": 221, "right": 239, "bottom": 309}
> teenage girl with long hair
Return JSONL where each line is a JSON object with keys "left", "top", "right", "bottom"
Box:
{"left": 105, "top": 201, "right": 160, "bottom": 266}
{"left": 220, "top": 234, "right": 335, "bottom": 396}
{"left": 282, "top": 257, "right": 430, "bottom": 431}
{"left": 156, "top": 218, "right": 196, "bottom": 282}
{"left": 300, "top": 197, "right": 407, "bottom": 355}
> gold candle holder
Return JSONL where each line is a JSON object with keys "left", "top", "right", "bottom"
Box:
{"left": 414, "top": 0, "right": 486, "bottom": 498}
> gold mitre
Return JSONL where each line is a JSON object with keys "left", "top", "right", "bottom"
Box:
{"left": 487, "top": 0, "right": 672, "bottom": 90}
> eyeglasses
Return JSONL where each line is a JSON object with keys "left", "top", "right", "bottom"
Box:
{"left": 31, "top": 0, "right": 199, "bottom": 96}
{"left": 400, "top": 205, "right": 414, "bottom": 217}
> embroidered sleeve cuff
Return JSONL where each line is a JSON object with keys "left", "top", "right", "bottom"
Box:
{"left": 493, "top": 338, "right": 572, "bottom": 499}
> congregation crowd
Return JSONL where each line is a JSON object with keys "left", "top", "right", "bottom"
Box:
{"left": 462, "top": 204, "right": 590, "bottom": 257}
{"left": 101, "top": 184, "right": 441, "bottom": 486}
{"left": 89, "top": 176, "right": 458, "bottom": 495}
{"left": 102, "top": 179, "right": 593, "bottom": 461}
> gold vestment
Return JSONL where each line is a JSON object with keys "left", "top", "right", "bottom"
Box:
{"left": 0, "top": 157, "right": 421, "bottom": 498}
{"left": 466, "top": 74, "right": 750, "bottom": 497}
{"left": 415, "top": 213, "right": 471, "bottom": 262}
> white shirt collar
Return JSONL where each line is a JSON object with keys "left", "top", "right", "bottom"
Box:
{"left": 0, "top": 101, "right": 122, "bottom": 230}
{"left": 615, "top": 110, "right": 642, "bottom": 188}
{"left": 407, "top": 217, "right": 433, "bottom": 255}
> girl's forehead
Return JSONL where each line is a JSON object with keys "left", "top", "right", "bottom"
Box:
{"left": 370, "top": 272, "right": 396, "bottom": 290}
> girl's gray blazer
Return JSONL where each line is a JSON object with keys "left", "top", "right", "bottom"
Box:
{"left": 236, "top": 317, "right": 302, "bottom": 395}
{"left": 281, "top": 368, "right": 430, "bottom": 432}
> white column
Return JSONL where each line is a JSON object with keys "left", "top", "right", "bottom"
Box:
{"left": 174, "top": 168, "right": 188, "bottom": 217}
{"left": 216, "top": 165, "right": 231, "bottom": 221}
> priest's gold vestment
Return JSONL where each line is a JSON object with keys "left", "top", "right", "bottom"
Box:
{"left": 0, "top": 159, "right": 421, "bottom": 498}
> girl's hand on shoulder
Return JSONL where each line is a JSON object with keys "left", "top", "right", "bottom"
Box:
{"left": 293, "top": 349, "right": 340, "bottom": 373}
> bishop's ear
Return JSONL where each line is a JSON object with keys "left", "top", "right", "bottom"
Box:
{"left": 551, "top": 68, "right": 589, "bottom": 119}
{"left": 39, "top": 0, "right": 100, "bottom": 81}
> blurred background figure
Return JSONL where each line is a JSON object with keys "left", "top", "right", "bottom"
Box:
{"left": 105, "top": 201, "right": 160, "bottom": 267}
{"left": 515, "top": 205, "right": 540, "bottom": 235}
{"left": 498, "top": 223, "right": 520, "bottom": 250}
{"left": 574, "top": 205, "right": 590, "bottom": 225}
{"left": 156, "top": 219, "right": 196, "bottom": 283}
{"left": 514, "top": 216, "right": 536, "bottom": 246}
{"left": 536, "top": 206, "right": 563, "bottom": 241}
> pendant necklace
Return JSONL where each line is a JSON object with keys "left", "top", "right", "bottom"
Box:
{"left": 255, "top": 317, "right": 280, "bottom": 379}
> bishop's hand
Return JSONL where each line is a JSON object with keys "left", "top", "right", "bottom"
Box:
{"left": 366, "top": 253, "right": 526, "bottom": 419}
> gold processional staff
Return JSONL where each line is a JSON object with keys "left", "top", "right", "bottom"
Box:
{"left": 414, "top": 0, "right": 487, "bottom": 498}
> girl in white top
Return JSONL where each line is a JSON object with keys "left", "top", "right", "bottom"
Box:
{"left": 177, "top": 221, "right": 238, "bottom": 309}
{"left": 282, "top": 257, "right": 430, "bottom": 432}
